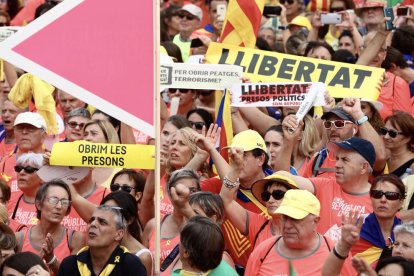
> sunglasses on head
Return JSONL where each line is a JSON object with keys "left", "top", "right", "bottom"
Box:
{"left": 323, "top": 120, "right": 353, "bottom": 129}
{"left": 370, "top": 189, "right": 402, "bottom": 201}
{"left": 168, "top": 88, "right": 190, "bottom": 94}
{"left": 178, "top": 14, "right": 196, "bottom": 20}
{"left": 280, "top": 0, "right": 295, "bottom": 4}
{"left": 261, "top": 190, "right": 286, "bottom": 202}
{"left": 14, "top": 166, "right": 39, "bottom": 174}
{"left": 67, "top": 121, "right": 85, "bottom": 130}
{"left": 380, "top": 127, "right": 403, "bottom": 138}
{"left": 189, "top": 121, "right": 205, "bottom": 130}
{"left": 110, "top": 183, "right": 135, "bottom": 193}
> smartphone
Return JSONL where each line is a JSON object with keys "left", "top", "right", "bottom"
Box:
{"left": 384, "top": 7, "right": 395, "bottom": 31}
{"left": 320, "top": 13, "right": 342, "bottom": 24}
{"left": 397, "top": 7, "right": 410, "bottom": 16}
{"left": 217, "top": 4, "right": 226, "bottom": 21}
{"left": 263, "top": 6, "right": 282, "bottom": 17}
{"left": 190, "top": 38, "right": 204, "bottom": 48}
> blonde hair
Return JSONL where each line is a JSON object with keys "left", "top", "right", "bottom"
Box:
{"left": 83, "top": 119, "right": 120, "bottom": 144}
{"left": 298, "top": 115, "right": 320, "bottom": 158}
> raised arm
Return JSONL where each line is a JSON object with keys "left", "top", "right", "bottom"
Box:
{"left": 69, "top": 184, "right": 96, "bottom": 223}
{"left": 219, "top": 147, "right": 249, "bottom": 234}
{"left": 238, "top": 107, "right": 279, "bottom": 136}
{"left": 139, "top": 170, "right": 155, "bottom": 227}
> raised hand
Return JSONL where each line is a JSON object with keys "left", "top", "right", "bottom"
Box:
{"left": 228, "top": 147, "right": 244, "bottom": 171}
{"left": 340, "top": 97, "right": 364, "bottom": 120}
{"left": 40, "top": 233, "right": 55, "bottom": 264}
{"left": 170, "top": 183, "right": 191, "bottom": 210}
{"left": 340, "top": 211, "right": 364, "bottom": 248}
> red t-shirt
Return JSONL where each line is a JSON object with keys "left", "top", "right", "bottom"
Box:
{"left": 247, "top": 210, "right": 274, "bottom": 249}
{"left": 301, "top": 150, "right": 336, "bottom": 179}
{"left": 311, "top": 178, "right": 373, "bottom": 242}
{"left": 160, "top": 175, "right": 173, "bottom": 219}
{"left": 8, "top": 192, "right": 38, "bottom": 226}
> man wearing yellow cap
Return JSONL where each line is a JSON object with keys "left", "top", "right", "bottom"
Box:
{"left": 245, "top": 189, "right": 353, "bottom": 275}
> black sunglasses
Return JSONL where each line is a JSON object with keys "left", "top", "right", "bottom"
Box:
{"left": 261, "top": 190, "right": 286, "bottom": 202}
{"left": 67, "top": 121, "right": 85, "bottom": 130}
{"left": 330, "top": 7, "right": 345, "bottom": 12}
{"left": 14, "top": 166, "right": 39, "bottom": 174}
{"left": 280, "top": 0, "right": 295, "bottom": 4}
{"left": 189, "top": 121, "right": 205, "bottom": 130}
{"left": 168, "top": 88, "right": 190, "bottom": 94}
{"left": 380, "top": 127, "right": 403, "bottom": 139}
{"left": 370, "top": 190, "right": 402, "bottom": 201}
{"left": 178, "top": 14, "right": 196, "bottom": 20}
{"left": 110, "top": 183, "right": 135, "bottom": 193}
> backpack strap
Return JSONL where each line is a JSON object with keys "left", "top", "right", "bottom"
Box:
{"left": 253, "top": 220, "right": 270, "bottom": 249}
{"left": 260, "top": 236, "right": 282, "bottom": 263}
{"left": 322, "top": 235, "right": 331, "bottom": 252}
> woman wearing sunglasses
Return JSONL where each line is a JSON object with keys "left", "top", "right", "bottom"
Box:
{"left": 167, "top": 88, "right": 197, "bottom": 117}
{"left": 381, "top": 112, "right": 414, "bottom": 178}
{"left": 351, "top": 174, "right": 405, "bottom": 268}
{"left": 15, "top": 180, "right": 85, "bottom": 275}
{"left": 100, "top": 191, "right": 153, "bottom": 276}
{"left": 186, "top": 108, "right": 213, "bottom": 135}
{"left": 64, "top": 108, "right": 90, "bottom": 142}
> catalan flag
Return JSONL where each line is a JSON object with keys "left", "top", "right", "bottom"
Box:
{"left": 220, "top": 0, "right": 265, "bottom": 48}
{"left": 214, "top": 89, "right": 233, "bottom": 162}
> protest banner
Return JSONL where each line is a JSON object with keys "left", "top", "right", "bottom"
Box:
{"left": 231, "top": 82, "right": 326, "bottom": 107}
{"left": 206, "top": 42, "right": 385, "bottom": 100}
{"left": 160, "top": 63, "right": 243, "bottom": 90}
{"left": 0, "top": 27, "right": 21, "bottom": 43}
{"left": 50, "top": 141, "right": 155, "bottom": 169}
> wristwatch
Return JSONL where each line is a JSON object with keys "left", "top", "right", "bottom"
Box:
{"left": 278, "top": 25, "right": 288, "bottom": 30}
{"left": 356, "top": 115, "right": 369, "bottom": 125}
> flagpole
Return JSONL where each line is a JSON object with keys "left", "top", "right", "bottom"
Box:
{"left": 154, "top": 0, "right": 161, "bottom": 274}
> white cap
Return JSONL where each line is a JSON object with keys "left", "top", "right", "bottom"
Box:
{"left": 37, "top": 166, "right": 90, "bottom": 184}
{"left": 14, "top": 112, "right": 47, "bottom": 130}
{"left": 180, "top": 4, "right": 203, "bottom": 21}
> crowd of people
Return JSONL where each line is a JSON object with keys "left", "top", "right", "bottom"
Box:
{"left": 0, "top": 0, "right": 411, "bottom": 275}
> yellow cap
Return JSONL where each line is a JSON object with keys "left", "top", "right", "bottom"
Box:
{"left": 221, "top": 129, "right": 266, "bottom": 152}
{"left": 289, "top": 16, "right": 312, "bottom": 31}
{"left": 274, "top": 189, "right": 320, "bottom": 219}
{"left": 252, "top": 174, "right": 299, "bottom": 206}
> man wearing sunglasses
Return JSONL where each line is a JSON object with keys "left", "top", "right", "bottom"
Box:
{"left": 304, "top": 99, "right": 386, "bottom": 178}
{"left": 172, "top": 4, "right": 202, "bottom": 62}
{"left": 246, "top": 189, "right": 354, "bottom": 275}
{"left": 278, "top": 137, "right": 376, "bottom": 244}
{"left": 58, "top": 205, "right": 147, "bottom": 276}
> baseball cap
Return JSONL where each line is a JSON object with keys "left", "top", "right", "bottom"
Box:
{"left": 179, "top": 4, "right": 203, "bottom": 21}
{"left": 14, "top": 112, "right": 47, "bottom": 130}
{"left": 328, "top": 137, "right": 376, "bottom": 168}
{"left": 355, "top": 0, "right": 386, "bottom": 17}
{"left": 252, "top": 173, "right": 299, "bottom": 206}
{"left": 221, "top": 129, "right": 266, "bottom": 152}
{"left": 321, "top": 107, "right": 355, "bottom": 123}
{"left": 289, "top": 16, "right": 312, "bottom": 30}
{"left": 274, "top": 189, "right": 320, "bottom": 218}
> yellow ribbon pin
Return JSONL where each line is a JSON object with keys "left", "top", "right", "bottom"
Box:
{"left": 114, "top": 256, "right": 120, "bottom": 263}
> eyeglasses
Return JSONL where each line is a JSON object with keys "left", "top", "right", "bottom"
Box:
{"left": 168, "top": 88, "right": 190, "bottom": 94}
{"left": 370, "top": 190, "right": 402, "bottom": 201}
{"left": 261, "top": 190, "right": 286, "bottom": 202}
{"left": 323, "top": 120, "right": 353, "bottom": 129}
{"left": 14, "top": 166, "right": 39, "bottom": 174}
{"left": 46, "top": 196, "right": 71, "bottom": 207}
{"left": 330, "top": 7, "right": 345, "bottom": 12}
{"left": 380, "top": 127, "right": 403, "bottom": 139}
{"left": 280, "top": 0, "right": 295, "bottom": 4}
{"left": 189, "top": 121, "right": 205, "bottom": 131}
{"left": 67, "top": 121, "right": 85, "bottom": 130}
{"left": 178, "top": 14, "right": 197, "bottom": 20}
{"left": 110, "top": 183, "right": 135, "bottom": 193}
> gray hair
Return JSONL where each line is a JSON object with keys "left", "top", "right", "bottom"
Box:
{"left": 394, "top": 221, "right": 414, "bottom": 237}
{"left": 16, "top": 153, "right": 43, "bottom": 168}
{"left": 67, "top": 108, "right": 91, "bottom": 120}
{"left": 97, "top": 205, "right": 127, "bottom": 231}
{"left": 167, "top": 168, "right": 200, "bottom": 196}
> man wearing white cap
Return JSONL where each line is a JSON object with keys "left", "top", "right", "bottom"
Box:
{"left": 245, "top": 190, "right": 353, "bottom": 275}
{"left": 172, "top": 4, "right": 203, "bottom": 62}
{"left": 0, "top": 112, "right": 47, "bottom": 193}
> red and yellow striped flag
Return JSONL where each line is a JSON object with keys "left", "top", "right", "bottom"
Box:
{"left": 220, "top": 0, "right": 265, "bottom": 48}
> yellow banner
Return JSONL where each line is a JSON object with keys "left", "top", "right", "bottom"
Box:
{"left": 50, "top": 141, "right": 155, "bottom": 169}
{"left": 206, "top": 42, "right": 385, "bottom": 100}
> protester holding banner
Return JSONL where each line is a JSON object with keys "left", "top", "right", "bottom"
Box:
{"left": 15, "top": 179, "right": 85, "bottom": 275}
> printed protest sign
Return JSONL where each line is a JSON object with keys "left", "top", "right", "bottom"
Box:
{"left": 50, "top": 141, "right": 155, "bottom": 169}
{"left": 160, "top": 63, "right": 243, "bottom": 90}
{"left": 231, "top": 82, "right": 326, "bottom": 107}
{"left": 206, "top": 42, "right": 384, "bottom": 100}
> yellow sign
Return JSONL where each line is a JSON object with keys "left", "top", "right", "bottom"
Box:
{"left": 206, "top": 42, "right": 385, "bottom": 100}
{"left": 50, "top": 141, "right": 155, "bottom": 169}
